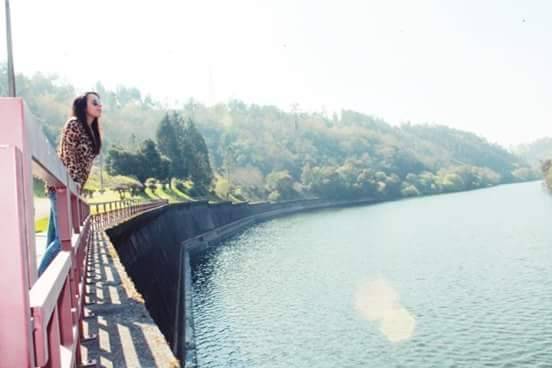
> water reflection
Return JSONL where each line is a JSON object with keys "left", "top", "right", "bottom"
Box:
{"left": 354, "top": 278, "right": 416, "bottom": 342}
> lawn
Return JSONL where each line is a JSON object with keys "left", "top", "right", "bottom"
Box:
{"left": 145, "top": 185, "right": 191, "bottom": 203}
{"left": 33, "top": 176, "right": 221, "bottom": 231}
{"left": 35, "top": 216, "right": 48, "bottom": 233}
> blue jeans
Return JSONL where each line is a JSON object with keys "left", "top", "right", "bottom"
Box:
{"left": 38, "top": 191, "right": 61, "bottom": 276}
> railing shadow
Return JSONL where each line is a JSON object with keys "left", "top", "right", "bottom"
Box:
{"left": 84, "top": 229, "right": 178, "bottom": 368}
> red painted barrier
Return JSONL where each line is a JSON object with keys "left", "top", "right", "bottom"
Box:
{"left": 0, "top": 98, "right": 167, "bottom": 368}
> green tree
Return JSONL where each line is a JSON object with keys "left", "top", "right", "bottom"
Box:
{"left": 106, "top": 145, "right": 141, "bottom": 179}
{"left": 185, "top": 119, "right": 214, "bottom": 187}
{"left": 266, "top": 170, "right": 296, "bottom": 199}
{"left": 107, "top": 140, "right": 170, "bottom": 183}
{"left": 156, "top": 112, "right": 187, "bottom": 177}
{"left": 138, "top": 139, "right": 170, "bottom": 182}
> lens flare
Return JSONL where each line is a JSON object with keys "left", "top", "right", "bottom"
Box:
{"left": 354, "top": 278, "right": 416, "bottom": 342}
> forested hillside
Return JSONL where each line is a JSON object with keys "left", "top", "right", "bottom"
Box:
{"left": 2, "top": 66, "right": 538, "bottom": 202}
{"left": 515, "top": 138, "right": 552, "bottom": 168}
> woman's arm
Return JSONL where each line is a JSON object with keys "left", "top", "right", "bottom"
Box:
{"left": 59, "top": 120, "right": 87, "bottom": 189}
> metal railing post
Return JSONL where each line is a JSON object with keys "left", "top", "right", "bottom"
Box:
{"left": 0, "top": 146, "right": 34, "bottom": 367}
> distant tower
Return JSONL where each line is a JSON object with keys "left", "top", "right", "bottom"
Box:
{"left": 208, "top": 64, "right": 216, "bottom": 106}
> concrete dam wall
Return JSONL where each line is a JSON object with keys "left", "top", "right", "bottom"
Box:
{"left": 105, "top": 197, "right": 378, "bottom": 365}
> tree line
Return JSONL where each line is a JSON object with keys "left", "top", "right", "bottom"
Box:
{"left": 541, "top": 160, "right": 552, "bottom": 192}
{"left": 1, "top": 66, "right": 541, "bottom": 202}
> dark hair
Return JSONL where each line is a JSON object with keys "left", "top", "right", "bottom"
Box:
{"left": 72, "top": 92, "right": 102, "bottom": 155}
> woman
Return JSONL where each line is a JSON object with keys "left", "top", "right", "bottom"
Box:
{"left": 38, "top": 92, "right": 103, "bottom": 275}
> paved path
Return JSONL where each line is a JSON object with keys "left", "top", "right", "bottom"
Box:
{"left": 81, "top": 230, "right": 180, "bottom": 367}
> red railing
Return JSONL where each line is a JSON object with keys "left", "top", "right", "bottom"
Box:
{"left": 91, "top": 199, "right": 167, "bottom": 231}
{"left": 0, "top": 97, "right": 168, "bottom": 368}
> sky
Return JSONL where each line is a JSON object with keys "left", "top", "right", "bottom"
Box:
{"left": 1, "top": 0, "right": 551, "bottom": 146}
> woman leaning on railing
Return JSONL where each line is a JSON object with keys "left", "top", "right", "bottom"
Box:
{"left": 38, "top": 92, "right": 103, "bottom": 275}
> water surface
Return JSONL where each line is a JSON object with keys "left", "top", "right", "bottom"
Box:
{"left": 192, "top": 181, "right": 552, "bottom": 367}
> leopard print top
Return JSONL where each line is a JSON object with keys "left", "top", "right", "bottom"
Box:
{"left": 48, "top": 118, "right": 98, "bottom": 192}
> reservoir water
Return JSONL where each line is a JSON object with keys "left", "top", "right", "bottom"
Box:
{"left": 191, "top": 181, "right": 552, "bottom": 367}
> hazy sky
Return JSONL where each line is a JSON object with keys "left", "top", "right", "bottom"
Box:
{"left": 1, "top": 0, "right": 551, "bottom": 146}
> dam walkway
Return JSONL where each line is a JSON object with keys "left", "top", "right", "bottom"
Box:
{"left": 80, "top": 218, "right": 178, "bottom": 367}
{"left": 0, "top": 97, "right": 179, "bottom": 367}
